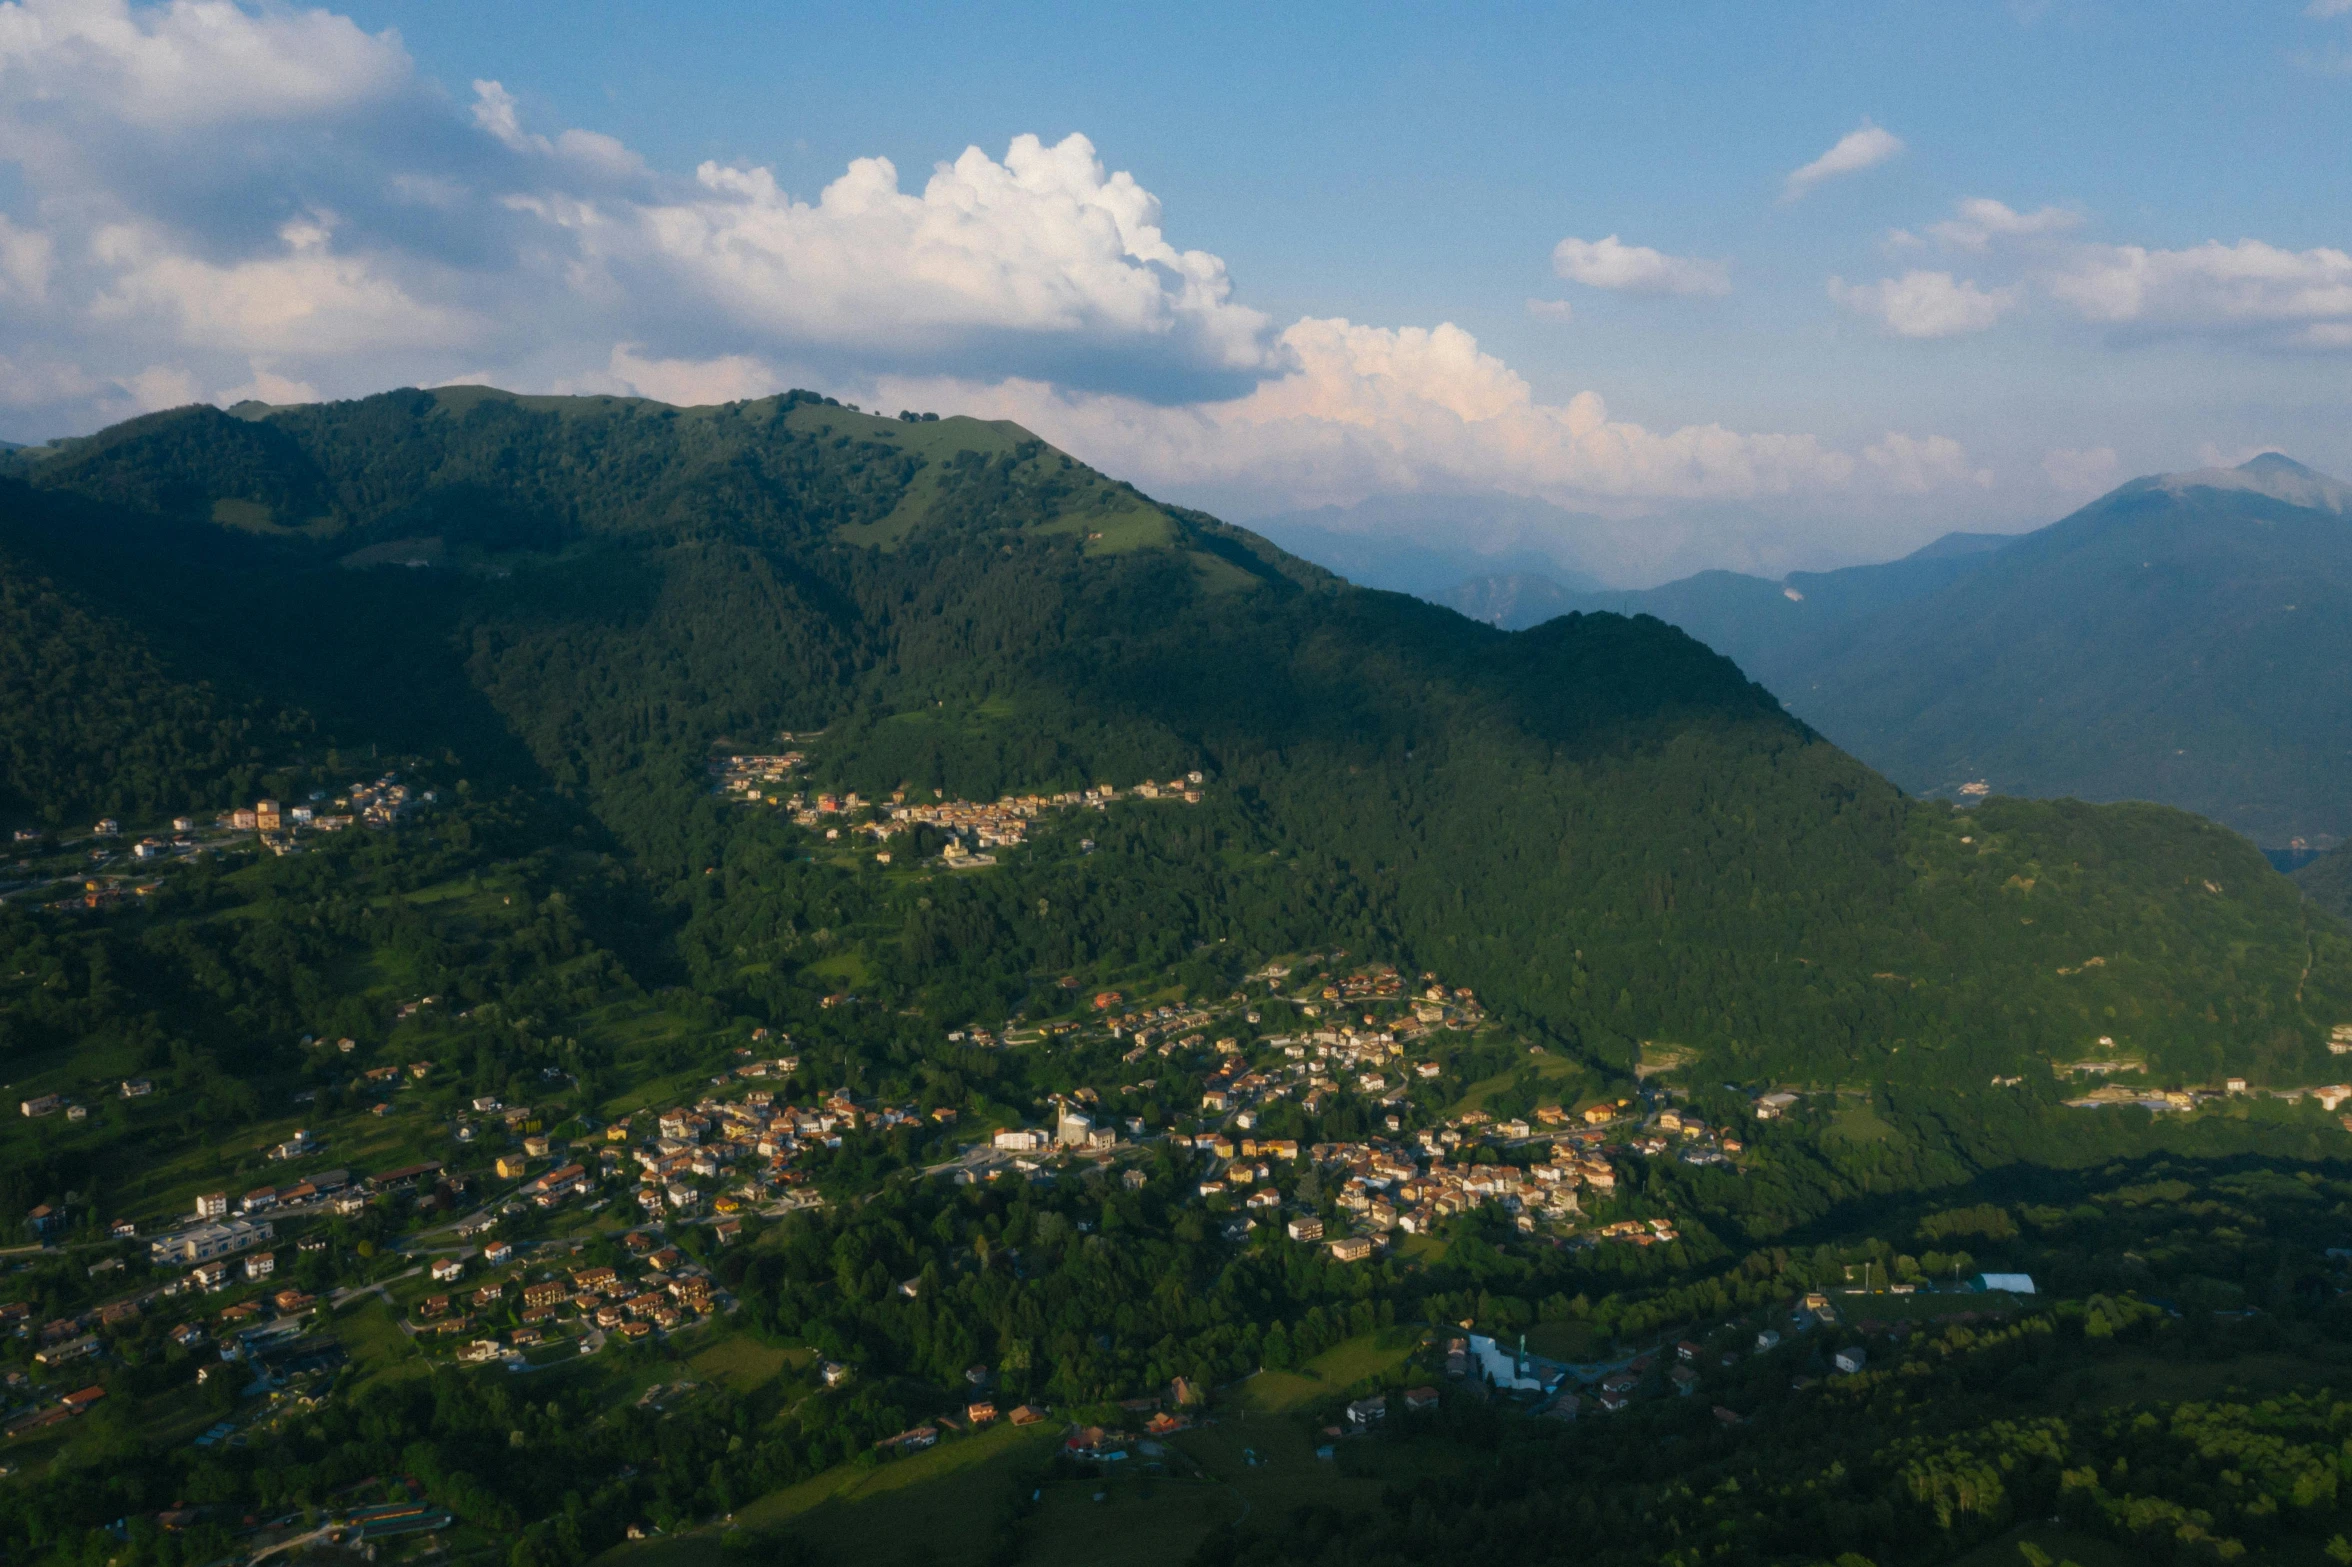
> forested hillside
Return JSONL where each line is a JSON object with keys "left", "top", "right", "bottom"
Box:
{"left": 3, "top": 389, "right": 2347, "bottom": 1093}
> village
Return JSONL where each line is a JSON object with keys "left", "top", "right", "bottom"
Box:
{"left": 1, "top": 773, "right": 433, "bottom": 914}
{"left": 709, "top": 742, "right": 1204, "bottom": 868}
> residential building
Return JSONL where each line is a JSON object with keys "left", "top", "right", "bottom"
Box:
{"left": 148, "top": 1219, "right": 273, "bottom": 1268}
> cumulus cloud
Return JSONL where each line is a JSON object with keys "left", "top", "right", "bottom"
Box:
{"left": 545, "top": 131, "right": 1280, "bottom": 395}
{"left": 1782, "top": 122, "right": 1904, "bottom": 201}
{"left": 596, "top": 343, "right": 786, "bottom": 406}
{"left": 86, "top": 213, "right": 476, "bottom": 353}
{"left": 1829, "top": 271, "right": 2016, "bottom": 337}
{"left": 872, "top": 317, "right": 1985, "bottom": 522}
{"left": 2044, "top": 238, "right": 2352, "bottom": 347}
{"left": 214, "top": 361, "right": 320, "bottom": 406}
{"left": 0, "top": 0, "right": 410, "bottom": 130}
{"left": 1928, "top": 197, "right": 2081, "bottom": 252}
{"left": 2043, "top": 446, "right": 2120, "bottom": 495}
{"left": 0, "top": 2, "right": 1279, "bottom": 414}
{"left": 1550, "top": 234, "right": 1730, "bottom": 297}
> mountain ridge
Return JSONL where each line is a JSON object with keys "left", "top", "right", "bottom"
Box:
{"left": 2, "top": 387, "right": 2345, "bottom": 1092}
{"left": 1429, "top": 455, "right": 2351, "bottom": 847}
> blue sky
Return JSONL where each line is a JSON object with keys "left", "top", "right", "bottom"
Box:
{"left": 5, "top": 0, "right": 2350, "bottom": 581}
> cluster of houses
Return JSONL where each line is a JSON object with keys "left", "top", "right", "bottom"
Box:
{"left": 213, "top": 775, "right": 429, "bottom": 853}
{"left": 605, "top": 1056, "right": 950, "bottom": 1219}
{"left": 412, "top": 1231, "right": 729, "bottom": 1360}
{"left": 708, "top": 747, "right": 810, "bottom": 801}
{"left": 713, "top": 751, "right": 1207, "bottom": 870}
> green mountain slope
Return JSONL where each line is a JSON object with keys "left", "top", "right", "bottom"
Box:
{"left": 1455, "top": 459, "right": 2351, "bottom": 848}
{"left": 5, "top": 390, "right": 2348, "bottom": 1089}
{"left": 0, "top": 509, "right": 312, "bottom": 828}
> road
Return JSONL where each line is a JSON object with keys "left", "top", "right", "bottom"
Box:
{"left": 328, "top": 1267, "right": 420, "bottom": 1311}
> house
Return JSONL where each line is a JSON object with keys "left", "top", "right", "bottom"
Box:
{"left": 966, "top": 1400, "right": 998, "bottom": 1425}
{"left": 495, "top": 1156, "right": 529, "bottom": 1180}
{"left": 35, "top": 1335, "right": 99, "bottom": 1366}
{"left": 1327, "top": 1236, "right": 1373, "bottom": 1262}
{"left": 522, "top": 1282, "right": 566, "bottom": 1312}
{"left": 24, "top": 1204, "right": 59, "bottom": 1241}
{"left": 714, "top": 1220, "right": 742, "bottom": 1246}
{"left": 879, "top": 1426, "right": 939, "bottom": 1454}
{"left": 191, "top": 1261, "right": 232, "bottom": 1291}
{"left": 484, "top": 1240, "right": 514, "bottom": 1266}
{"left": 120, "top": 1078, "right": 152, "bottom": 1099}
{"left": 243, "top": 1251, "right": 275, "bottom": 1281}
{"left": 1755, "top": 1330, "right": 1781, "bottom": 1353}
{"left": 431, "top": 1256, "right": 464, "bottom": 1283}
{"left": 366, "top": 1161, "right": 446, "bottom": 1194}
{"left": 18, "top": 1094, "right": 60, "bottom": 1118}
{"left": 1285, "top": 1215, "right": 1325, "bottom": 1242}
{"left": 993, "top": 1128, "right": 1044, "bottom": 1152}
{"left": 1834, "top": 1347, "right": 1868, "bottom": 1375}
{"left": 1345, "top": 1396, "right": 1387, "bottom": 1425}
{"left": 1403, "top": 1386, "right": 1440, "bottom": 1413}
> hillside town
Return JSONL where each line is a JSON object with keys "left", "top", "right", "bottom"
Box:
{"left": 711, "top": 744, "right": 1205, "bottom": 868}
{"left": 2, "top": 774, "right": 435, "bottom": 912}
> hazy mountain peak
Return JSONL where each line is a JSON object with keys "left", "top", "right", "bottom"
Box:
{"left": 2153, "top": 451, "right": 2350, "bottom": 514}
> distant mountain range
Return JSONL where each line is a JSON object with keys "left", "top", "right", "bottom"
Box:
{"left": 1246, "top": 493, "right": 1610, "bottom": 601}
{"left": 1419, "top": 455, "right": 2352, "bottom": 850}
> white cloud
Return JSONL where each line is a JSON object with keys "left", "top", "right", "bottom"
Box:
{"left": 0, "top": 0, "right": 410, "bottom": 130}
{"left": 597, "top": 343, "right": 784, "bottom": 406}
{"left": 1864, "top": 432, "right": 1990, "bottom": 492}
{"left": 469, "top": 80, "right": 640, "bottom": 178}
{"left": 2308, "top": 0, "right": 2352, "bottom": 17}
{"left": 1928, "top": 197, "right": 2081, "bottom": 252}
{"left": 874, "top": 317, "right": 1987, "bottom": 521}
{"left": 86, "top": 213, "right": 474, "bottom": 354}
{"left": 2045, "top": 238, "right": 2352, "bottom": 346}
{"left": 1782, "top": 122, "right": 1904, "bottom": 201}
{"left": 2043, "top": 445, "right": 2120, "bottom": 495}
{"left": 537, "top": 131, "right": 1278, "bottom": 392}
{"left": 1829, "top": 271, "right": 2016, "bottom": 337}
{"left": 0, "top": 353, "right": 96, "bottom": 407}
{"left": 1550, "top": 234, "right": 1730, "bottom": 297}
{"left": 215, "top": 361, "right": 318, "bottom": 406}
{"left": 117, "top": 363, "right": 196, "bottom": 410}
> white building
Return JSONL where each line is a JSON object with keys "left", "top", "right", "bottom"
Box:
{"left": 149, "top": 1219, "right": 273, "bottom": 1268}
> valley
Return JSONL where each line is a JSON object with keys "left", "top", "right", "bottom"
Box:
{"left": 0, "top": 391, "right": 2349, "bottom": 1567}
